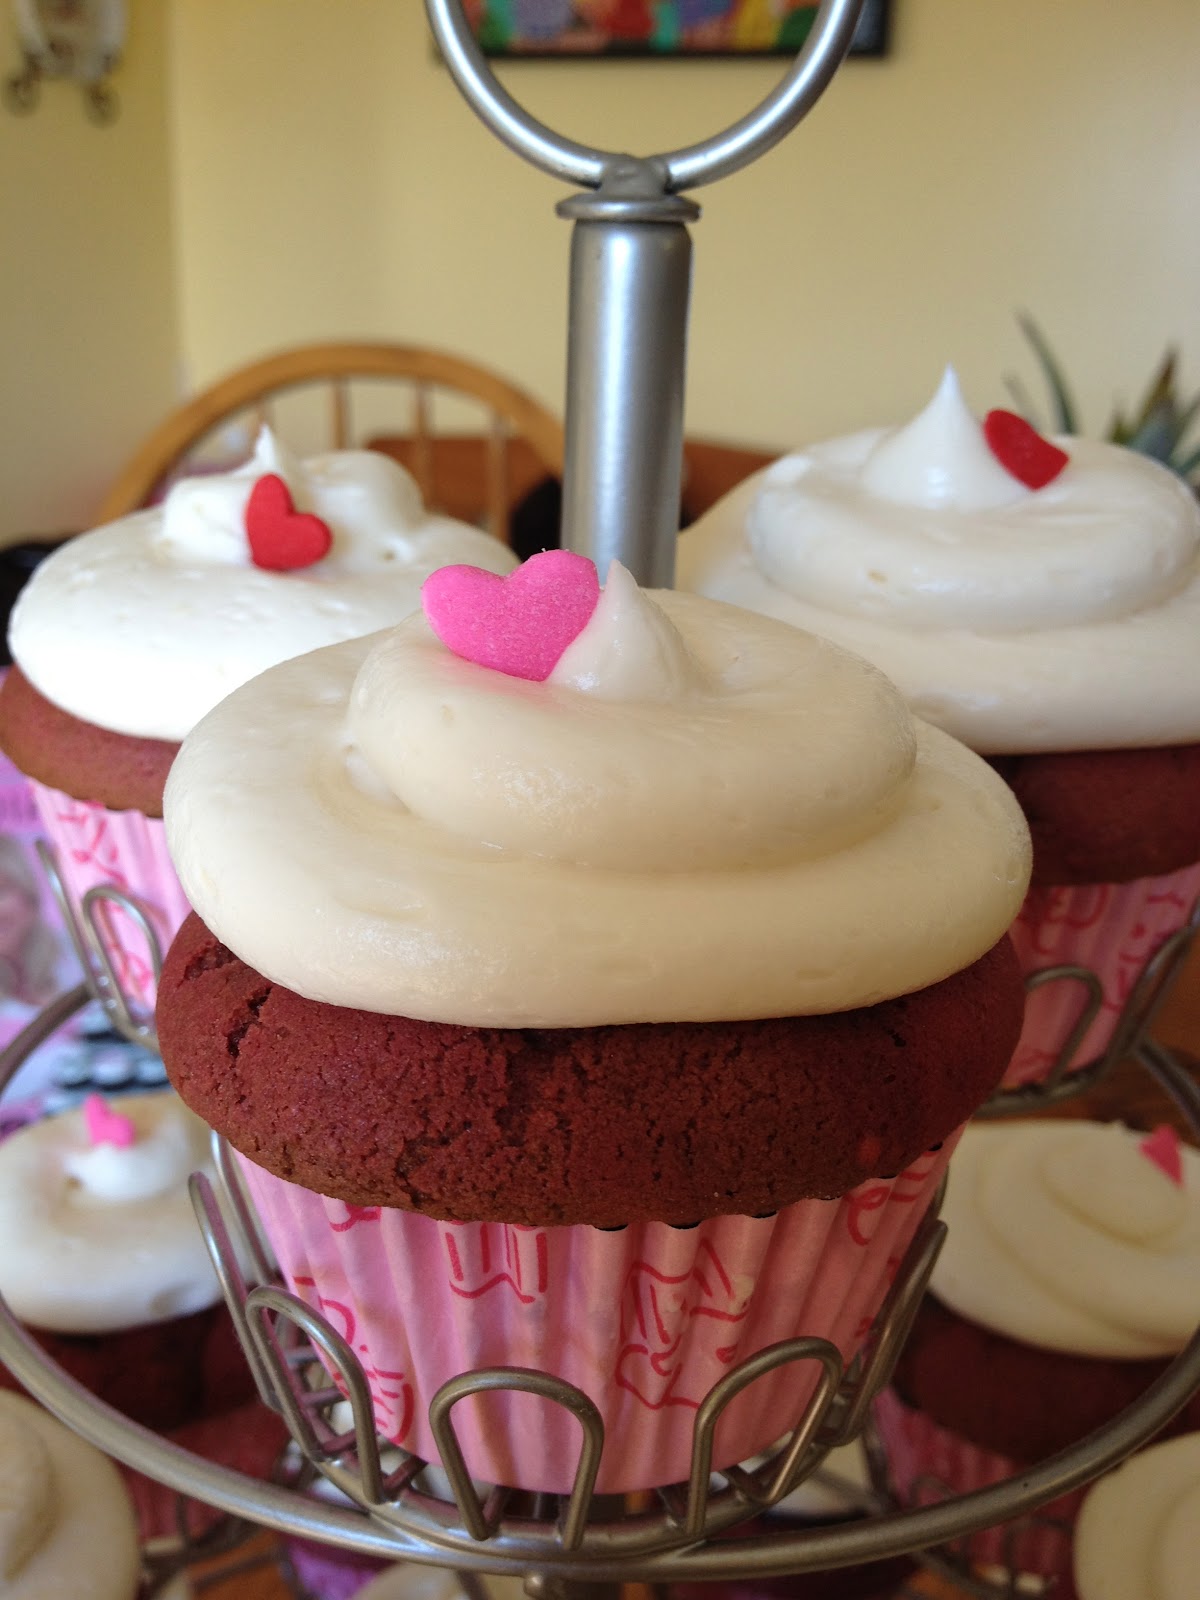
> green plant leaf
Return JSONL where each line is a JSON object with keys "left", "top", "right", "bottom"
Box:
{"left": 1016, "top": 311, "right": 1079, "bottom": 434}
{"left": 1171, "top": 440, "right": 1200, "bottom": 482}
{"left": 1125, "top": 401, "right": 1179, "bottom": 464}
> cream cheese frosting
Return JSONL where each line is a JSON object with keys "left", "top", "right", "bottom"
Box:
{"left": 931, "top": 1121, "right": 1200, "bottom": 1359}
{"left": 1074, "top": 1431, "right": 1200, "bottom": 1600}
{"left": 0, "top": 1392, "right": 140, "bottom": 1600}
{"left": 164, "top": 563, "right": 1030, "bottom": 1027}
{"left": 677, "top": 369, "right": 1200, "bottom": 753}
{"left": 9, "top": 429, "right": 516, "bottom": 743}
{"left": 0, "top": 1091, "right": 223, "bottom": 1332}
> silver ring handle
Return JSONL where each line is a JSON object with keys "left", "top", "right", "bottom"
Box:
{"left": 424, "top": 0, "right": 866, "bottom": 193}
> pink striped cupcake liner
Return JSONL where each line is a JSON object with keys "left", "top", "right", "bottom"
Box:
{"left": 29, "top": 782, "right": 192, "bottom": 1016}
{"left": 872, "top": 1388, "right": 1083, "bottom": 1595}
{"left": 1003, "top": 861, "right": 1200, "bottom": 1087}
{"left": 238, "top": 1137, "right": 958, "bottom": 1496}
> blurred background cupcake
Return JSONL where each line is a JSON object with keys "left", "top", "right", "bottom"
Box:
{"left": 678, "top": 369, "right": 1200, "bottom": 1088}
{"left": 1072, "top": 1429, "right": 1200, "bottom": 1599}
{"left": 156, "top": 554, "right": 1030, "bottom": 1495}
{"left": 0, "top": 429, "right": 515, "bottom": 1022}
{"left": 0, "top": 1389, "right": 142, "bottom": 1599}
{"left": 873, "top": 1118, "right": 1200, "bottom": 1592}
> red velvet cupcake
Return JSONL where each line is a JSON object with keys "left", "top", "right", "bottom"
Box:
{"left": 157, "top": 554, "right": 1031, "bottom": 1493}
{"left": 679, "top": 370, "right": 1200, "bottom": 1086}
{"left": 0, "top": 431, "right": 514, "bottom": 1016}
{"left": 875, "top": 1118, "right": 1200, "bottom": 1590}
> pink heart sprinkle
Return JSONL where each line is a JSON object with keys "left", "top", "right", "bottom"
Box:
{"left": 421, "top": 550, "right": 600, "bottom": 682}
{"left": 83, "top": 1093, "right": 136, "bottom": 1150}
{"left": 1139, "top": 1124, "right": 1185, "bottom": 1187}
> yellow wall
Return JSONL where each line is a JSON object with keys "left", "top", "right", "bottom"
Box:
{"left": 169, "top": 0, "right": 1200, "bottom": 453}
{"left": 0, "top": 0, "right": 178, "bottom": 541}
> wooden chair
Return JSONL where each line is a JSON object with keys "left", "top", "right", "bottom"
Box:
{"left": 96, "top": 342, "right": 566, "bottom": 545}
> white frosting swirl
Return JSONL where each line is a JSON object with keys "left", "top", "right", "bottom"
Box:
{"left": 165, "top": 570, "right": 1030, "bottom": 1026}
{"left": 1074, "top": 1432, "right": 1200, "bottom": 1600}
{"left": 932, "top": 1121, "right": 1200, "bottom": 1359}
{"left": 0, "top": 1092, "right": 223, "bottom": 1332}
{"left": 0, "top": 1393, "right": 140, "bottom": 1600}
{"left": 678, "top": 371, "right": 1200, "bottom": 752}
{"left": 9, "top": 429, "right": 516, "bottom": 742}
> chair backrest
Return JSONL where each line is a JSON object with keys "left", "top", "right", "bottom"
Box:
{"left": 96, "top": 342, "right": 566, "bottom": 546}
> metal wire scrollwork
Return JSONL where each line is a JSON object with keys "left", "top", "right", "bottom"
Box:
{"left": 35, "top": 839, "right": 163, "bottom": 1052}
{"left": 3, "top": 992, "right": 1200, "bottom": 1582}
{"left": 981, "top": 890, "right": 1200, "bottom": 1116}
{"left": 188, "top": 1130, "right": 947, "bottom": 1572}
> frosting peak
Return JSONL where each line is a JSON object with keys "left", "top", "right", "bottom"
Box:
{"left": 678, "top": 378, "right": 1200, "bottom": 753}
{"left": 932, "top": 1122, "right": 1200, "bottom": 1359}
{"left": 9, "top": 433, "right": 516, "bottom": 742}
{"left": 861, "top": 367, "right": 1028, "bottom": 511}
{"left": 165, "top": 576, "right": 1030, "bottom": 1028}
{"left": 349, "top": 566, "right": 918, "bottom": 872}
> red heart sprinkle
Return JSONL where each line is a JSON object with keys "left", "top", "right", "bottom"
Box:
{"left": 983, "top": 409, "right": 1070, "bottom": 490}
{"left": 244, "top": 473, "right": 333, "bottom": 571}
{"left": 1139, "top": 1124, "right": 1185, "bottom": 1187}
{"left": 421, "top": 550, "right": 601, "bottom": 682}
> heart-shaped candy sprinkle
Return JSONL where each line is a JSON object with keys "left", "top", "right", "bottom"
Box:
{"left": 422, "top": 550, "right": 601, "bottom": 682}
{"left": 83, "top": 1093, "right": 136, "bottom": 1150}
{"left": 244, "top": 473, "right": 333, "bottom": 571}
{"left": 983, "top": 409, "right": 1070, "bottom": 490}
{"left": 1139, "top": 1124, "right": 1185, "bottom": 1187}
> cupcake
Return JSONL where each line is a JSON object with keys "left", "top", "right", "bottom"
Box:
{"left": 678, "top": 370, "right": 1200, "bottom": 1086}
{"left": 156, "top": 551, "right": 1030, "bottom": 1494}
{"left": 1073, "top": 1430, "right": 1200, "bottom": 1599}
{"left": 0, "top": 1389, "right": 141, "bottom": 1599}
{"left": 0, "top": 1087, "right": 253, "bottom": 1430}
{"left": 0, "top": 430, "right": 516, "bottom": 1018}
{"left": 875, "top": 1118, "right": 1200, "bottom": 1590}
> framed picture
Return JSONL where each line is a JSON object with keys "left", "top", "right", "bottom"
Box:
{"left": 466, "top": 1, "right": 892, "bottom": 60}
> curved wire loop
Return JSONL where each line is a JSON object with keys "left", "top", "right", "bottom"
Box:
{"left": 35, "top": 839, "right": 162, "bottom": 1051}
{"left": 980, "top": 888, "right": 1200, "bottom": 1117}
{"left": 423, "top": 0, "right": 866, "bottom": 194}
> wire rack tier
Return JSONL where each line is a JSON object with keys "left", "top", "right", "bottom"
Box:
{"left": 2, "top": 989, "right": 1200, "bottom": 1588}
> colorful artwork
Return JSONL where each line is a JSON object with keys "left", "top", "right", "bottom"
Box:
{"left": 464, "top": 0, "right": 891, "bottom": 57}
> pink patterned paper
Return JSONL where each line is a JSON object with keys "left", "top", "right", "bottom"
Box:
{"left": 239, "top": 1139, "right": 957, "bottom": 1495}
{"left": 873, "top": 1389, "right": 1082, "bottom": 1597}
{"left": 1004, "top": 861, "right": 1200, "bottom": 1087}
{"left": 29, "top": 781, "right": 192, "bottom": 1015}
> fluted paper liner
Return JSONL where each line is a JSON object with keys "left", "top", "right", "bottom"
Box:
{"left": 873, "top": 1389, "right": 1083, "bottom": 1594}
{"left": 30, "top": 782, "right": 192, "bottom": 1015}
{"left": 1004, "top": 862, "right": 1200, "bottom": 1087}
{"left": 239, "top": 1139, "right": 957, "bottom": 1495}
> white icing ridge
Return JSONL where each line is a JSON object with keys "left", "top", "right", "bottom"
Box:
{"left": 677, "top": 370, "right": 1200, "bottom": 753}
{"left": 1074, "top": 1431, "right": 1200, "bottom": 1600}
{"left": 0, "top": 1091, "right": 224, "bottom": 1332}
{"left": 0, "top": 1391, "right": 140, "bottom": 1599}
{"left": 165, "top": 571, "right": 1031, "bottom": 1027}
{"left": 931, "top": 1122, "right": 1200, "bottom": 1359}
{"left": 9, "top": 428, "right": 517, "bottom": 742}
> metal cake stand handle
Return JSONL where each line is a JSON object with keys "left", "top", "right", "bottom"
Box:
{"left": 426, "top": 0, "right": 867, "bottom": 588}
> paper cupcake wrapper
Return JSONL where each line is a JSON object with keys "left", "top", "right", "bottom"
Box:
{"left": 285, "top": 1538, "right": 390, "bottom": 1600}
{"left": 1004, "top": 861, "right": 1200, "bottom": 1087}
{"left": 239, "top": 1137, "right": 957, "bottom": 1496}
{"left": 872, "top": 1389, "right": 1083, "bottom": 1592}
{"left": 29, "top": 782, "right": 191, "bottom": 1015}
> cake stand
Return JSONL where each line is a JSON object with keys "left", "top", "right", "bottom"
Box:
{"left": 2, "top": 4, "right": 1199, "bottom": 1597}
